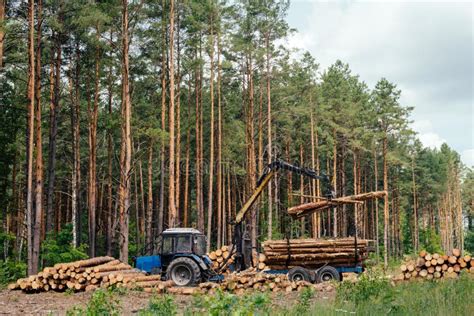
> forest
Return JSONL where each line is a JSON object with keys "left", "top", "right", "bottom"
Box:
{"left": 0, "top": 0, "right": 472, "bottom": 280}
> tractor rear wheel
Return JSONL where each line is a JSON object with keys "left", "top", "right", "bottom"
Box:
{"left": 168, "top": 257, "right": 201, "bottom": 286}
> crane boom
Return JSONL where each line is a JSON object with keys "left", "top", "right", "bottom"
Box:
{"left": 230, "top": 159, "right": 335, "bottom": 271}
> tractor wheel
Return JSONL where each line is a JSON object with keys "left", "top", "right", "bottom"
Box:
{"left": 315, "top": 266, "right": 340, "bottom": 283}
{"left": 167, "top": 257, "right": 201, "bottom": 286}
{"left": 288, "top": 267, "right": 312, "bottom": 282}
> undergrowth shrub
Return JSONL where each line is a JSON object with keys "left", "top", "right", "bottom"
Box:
{"left": 41, "top": 224, "right": 88, "bottom": 267}
{"left": 187, "top": 289, "right": 270, "bottom": 316}
{"left": 139, "top": 295, "right": 176, "bottom": 316}
{"left": 66, "top": 289, "right": 121, "bottom": 316}
{"left": 0, "top": 260, "right": 26, "bottom": 285}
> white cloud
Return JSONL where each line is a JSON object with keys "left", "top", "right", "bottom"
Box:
{"left": 461, "top": 149, "right": 474, "bottom": 168}
{"left": 411, "top": 119, "right": 446, "bottom": 149}
{"left": 418, "top": 132, "right": 446, "bottom": 149}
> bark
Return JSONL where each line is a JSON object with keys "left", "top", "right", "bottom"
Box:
{"left": 168, "top": 0, "right": 177, "bottom": 227}
{"left": 146, "top": 144, "right": 153, "bottom": 248}
{"left": 175, "top": 6, "right": 181, "bottom": 215}
{"left": 206, "top": 14, "right": 215, "bottom": 252}
{"left": 87, "top": 27, "right": 101, "bottom": 257}
{"left": 266, "top": 32, "right": 272, "bottom": 240}
{"left": 411, "top": 156, "right": 418, "bottom": 253}
{"left": 246, "top": 58, "right": 257, "bottom": 249}
{"left": 373, "top": 145, "right": 379, "bottom": 262}
{"left": 46, "top": 3, "right": 62, "bottom": 234}
{"left": 33, "top": 0, "right": 43, "bottom": 273}
{"left": 383, "top": 135, "right": 389, "bottom": 268}
{"left": 138, "top": 159, "right": 145, "bottom": 242}
{"left": 183, "top": 82, "right": 191, "bottom": 227}
{"left": 195, "top": 49, "right": 203, "bottom": 232}
{"left": 26, "top": 0, "right": 35, "bottom": 275}
{"left": 106, "top": 29, "right": 113, "bottom": 256}
{"left": 119, "top": 0, "right": 132, "bottom": 262}
{"left": 216, "top": 28, "right": 223, "bottom": 247}
{"left": 158, "top": 14, "right": 166, "bottom": 235}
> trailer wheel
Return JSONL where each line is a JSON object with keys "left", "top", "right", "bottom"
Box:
{"left": 288, "top": 267, "right": 312, "bottom": 282}
{"left": 168, "top": 257, "right": 201, "bottom": 286}
{"left": 316, "top": 266, "right": 340, "bottom": 283}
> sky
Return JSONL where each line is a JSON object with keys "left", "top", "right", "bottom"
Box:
{"left": 284, "top": 0, "right": 473, "bottom": 167}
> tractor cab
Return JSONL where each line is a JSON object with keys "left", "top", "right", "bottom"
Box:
{"left": 134, "top": 228, "right": 214, "bottom": 286}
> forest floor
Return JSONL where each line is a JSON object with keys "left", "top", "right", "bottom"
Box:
{"left": 0, "top": 286, "right": 336, "bottom": 315}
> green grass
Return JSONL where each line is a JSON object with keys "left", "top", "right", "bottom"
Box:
{"left": 313, "top": 271, "right": 474, "bottom": 316}
{"left": 69, "top": 272, "right": 474, "bottom": 316}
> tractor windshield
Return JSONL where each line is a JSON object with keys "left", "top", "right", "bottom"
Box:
{"left": 194, "top": 235, "right": 206, "bottom": 256}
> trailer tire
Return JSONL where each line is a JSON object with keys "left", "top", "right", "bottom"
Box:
{"left": 168, "top": 257, "right": 201, "bottom": 286}
{"left": 288, "top": 267, "right": 312, "bottom": 282}
{"left": 316, "top": 266, "right": 340, "bottom": 283}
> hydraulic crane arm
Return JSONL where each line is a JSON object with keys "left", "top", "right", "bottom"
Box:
{"left": 233, "top": 159, "right": 335, "bottom": 225}
{"left": 229, "top": 159, "right": 335, "bottom": 272}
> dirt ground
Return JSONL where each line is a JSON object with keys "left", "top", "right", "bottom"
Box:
{"left": 0, "top": 284, "right": 336, "bottom": 315}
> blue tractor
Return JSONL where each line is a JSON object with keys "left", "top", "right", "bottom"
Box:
{"left": 134, "top": 228, "right": 219, "bottom": 286}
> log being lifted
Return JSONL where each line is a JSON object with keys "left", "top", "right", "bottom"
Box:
{"left": 287, "top": 191, "right": 387, "bottom": 219}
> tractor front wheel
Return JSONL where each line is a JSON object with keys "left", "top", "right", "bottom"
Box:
{"left": 167, "top": 257, "right": 201, "bottom": 286}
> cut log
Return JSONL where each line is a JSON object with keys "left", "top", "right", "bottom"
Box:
{"left": 419, "top": 250, "right": 427, "bottom": 258}
{"left": 452, "top": 249, "right": 461, "bottom": 257}
{"left": 287, "top": 191, "right": 387, "bottom": 219}
{"left": 72, "top": 256, "right": 115, "bottom": 268}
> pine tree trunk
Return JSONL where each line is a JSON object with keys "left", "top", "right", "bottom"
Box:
{"left": 175, "top": 7, "right": 181, "bottom": 215}
{"left": 247, "top": 58, "right": 257, "bottom": 250}
{"left": 411, "top": 156, "right": 418, "bottom": 253}
{"left": 46, "top": 22, "right": 61, "bottom": 234}
{"left": 168, "top": 0, "right": 177, "bottom": 228}
{"left": 26, "top": 0, "right": 35, "bottom": 275}
{"left": 383, "top": 135, "right": 389, "bottom": 268}
{"left": 183, "top": 84, "right": 191, "bottom": 227}
{"left": 266, "top": 33, "right": 273, "bottom": 240}
{"left": 33, "top": 0, "right": 43, "bottom": 273}
{"left": 216, "top": 27, "right": 223, "bottom": 248}
{"left": 146, "top": 144, "right": 153, "bottom": 249}
{"left": 119, "top": 0, "right": 132, "bottom": 262}
{"left": 106, "top": 32, "right": 113, "bottom": 255}
{"left": 206, "top": 16, "right": 215, "bottom": 251}
{"left": 87, "top": 27, "right": 100, "bottom": 257}
{"left": 158, "top": 6, "right": 167, "bottom": 235}
{"left": 139, "top": 159, "right": 146, "bottom": 244}
{"left": 195, "top": 52, "right": 203, "bottom": 231}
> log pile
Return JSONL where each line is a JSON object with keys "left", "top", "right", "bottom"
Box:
{"left": 8, "top": 256, "right": 175, "bottom": 293}
{"left": 397, "top": 249, "right": 474, "bottom": 281}
{"left": 263, "top": 238, "right": 371, "bottom": 269}
{"left": 197, "top": 270, "right": 330, "bottom": 296}
{"left": 288, "top": 191, "right": 387, "bottom": 219}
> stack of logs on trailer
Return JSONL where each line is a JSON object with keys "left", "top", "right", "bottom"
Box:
{"left": 263, "top": 238, "right": 371, "bottom": 269}
{"left": 399, "top": 249, "right": 473, "bottom": 280}
{"left": 8, "top": 256, "right": 174, "bottom": 293}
